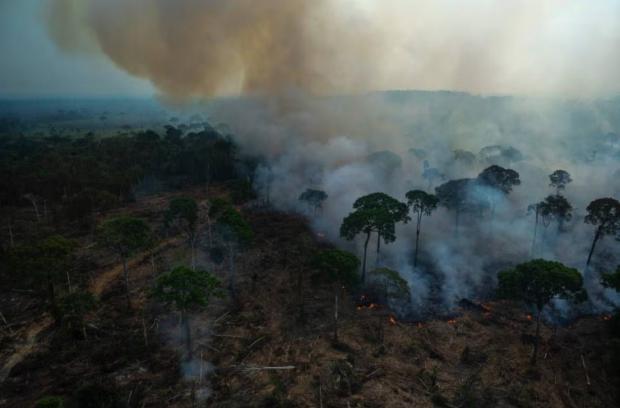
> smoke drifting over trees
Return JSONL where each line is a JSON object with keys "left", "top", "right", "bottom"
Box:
{"left": 44, "top": 1, "right": 620, "bottom": 317}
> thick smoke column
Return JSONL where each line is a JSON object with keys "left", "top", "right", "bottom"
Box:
{"left": 46, "top": 0, "right": 389, "bottom": 98}
{"left": 47, "top": 0, "right": 620, "bottom": 98}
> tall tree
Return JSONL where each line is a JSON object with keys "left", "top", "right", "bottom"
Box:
{"left": 497, "top": 259, "right": 585, "bottom": 364}
{"left": 340, "top": 193, "right": 409, "bottom": 283}
{"left": 298, "top": 189, "right": 328, "bottom": 216}
{"left": 539, "top": 194, "right": 573, "bottom": 233}
{"left": 96, "top": 216, "right": 151, "bottom": 308}
{"left": 405, "top": 190, "right": 439, "bottom": 266}
{"left": 311, "top": 249, "right": 359, "bottom": 342}
{"left": 549, "top": 170, "right": 572, "bottom": 195}
{"left": 165, "top": 197, "right": 199, "bottom": 269}
{"left": 152, "top": 266, "right": 222, "bottom": 359}
{"left": 476, "top": 165, "right": 521, "bottom": 214}
{"left": 584, "top": 198, "right": 620, "bottom": 266}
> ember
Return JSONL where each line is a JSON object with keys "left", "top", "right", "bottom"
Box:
{"left": 389, "top": 316, "right": 397, "bottom": 325}
{"left": 447, "top": 319, "right": 457, "bottom": 325}
{"left": 602, "top": 315, "right": 612, "bottom": 321}
{"left": 526, "top": 314, "right": 533, "bottom": 321}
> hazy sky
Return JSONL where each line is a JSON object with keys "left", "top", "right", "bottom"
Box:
{"left": 0, "top": 0, "right": 154, "bottom": 97}
{"left": 1, "top": 0, "right": 619, "bottom": 99}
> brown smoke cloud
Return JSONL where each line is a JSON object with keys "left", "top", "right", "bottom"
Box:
{"left": 46, "top": 0, "right": 620, "bottom": 99}
{"left": 45, "top": 0, "right": 389, "bottom": 99}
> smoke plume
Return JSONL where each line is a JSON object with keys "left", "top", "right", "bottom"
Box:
{"left": 46, "top": 0, "right": 620, "bottom": 98}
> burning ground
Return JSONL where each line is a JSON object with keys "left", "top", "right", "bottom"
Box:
{"left": 1, "top": 185, "right": 619, "bottom": 407}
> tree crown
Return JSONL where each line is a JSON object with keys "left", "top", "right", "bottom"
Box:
{"left": 165, "top": 197, "right": 198, "bottom": 233}
{"left": 311, "top": 249, "right": 360, "bottom": 287}
{"left": 96, "top": 216, "right": 151, "bottom": 257}
{"left": 405, "top": 190, "right": 439, "bottom": 216}
{"left": 340, "top": 193, "right": 409, "bottom": 242}
{"left": 152, "top": 266, "right": 223, "bottom": 311}
{"left": 549, "top": 170, "right": 572, "bottom": 191}
{"left": 477, "top": 165, "right": 521, "bottom": 194}
{"left": 585, "top": 197, "right": 620, "bottom": 235}
{"left": 497, "top": 259, "right": 585, "bottom": 310}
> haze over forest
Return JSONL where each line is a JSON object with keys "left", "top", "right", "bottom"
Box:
{"left": 1, "top": 1, "right": 620, "bottom": 407}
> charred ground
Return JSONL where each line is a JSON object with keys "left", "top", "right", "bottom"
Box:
{"left": 1, "top": 186, "right": 619, "bottom": 408}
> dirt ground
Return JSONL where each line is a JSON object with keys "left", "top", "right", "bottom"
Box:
{"left": 1, "top": 189, "right": 618, "bottom": 407}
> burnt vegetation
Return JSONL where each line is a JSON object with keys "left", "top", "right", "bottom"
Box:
{"left": 0, "top": 99, "right": 619, "bottom": 408}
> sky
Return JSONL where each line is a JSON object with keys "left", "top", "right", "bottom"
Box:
{"left": 0, "top": 0, "right": 154, "bottom": 97}
{"left": 0, "top": 0, "right": 619, "bottom": 99}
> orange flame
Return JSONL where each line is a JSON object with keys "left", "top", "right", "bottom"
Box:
{"left": 389, "top": 316, "right": 397, "bottom": 325}
{"left": 526, "top": 314, "right": 533, "bottom": 321}
{"left": 447, "top": 319, "right": 457, "bottom": 325}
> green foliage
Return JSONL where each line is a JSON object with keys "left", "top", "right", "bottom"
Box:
{"left": 165, "top": 197, "right": 198, "bottom": 236}
{"left": 539, "top": 194, "right": 573, "bottom": 224}
{"left": 549, "top": 170, "right": 572, "bottom": 192}
{"left": 497, "top": 259, "right": 585, "bottom": 310}
{"left": 369, "top": 268, "right": 409, "bottom": 300}
{"left": 405, "top": 190, "right": 439, "bottom": 216}
{"left": 216, "top": 207, "right": 253, "bottom": 245}
{"left": 585, "top": 197, "right": 620, "bottom": 236}
{"left": 477, "top": 165, "right": 521, "bottom": 194}
{"left": 164, "top": 197, "right": 198, "bottom": 230}
{"left": 311, "top": 249, "right": 360, "bottom": 288}
{"left": 340, "top": 193, "right": 409, "bottom": 244}
{"left": 35, "top": 396, "right": 64, "bottom": 408}
{"left": 602, "top": 266, "right": 620, "bottom": 291}
{"left": 6, "top": 235, "right": 76, "bottom": 290}
{"left": 0, "top": 127, "right": 243, "bottom": 220}
{"left": 152, "top": 266, "right": 223, "bottom": 312}
{"left": 96, "top": 216, "right": 151, "bottom": 257}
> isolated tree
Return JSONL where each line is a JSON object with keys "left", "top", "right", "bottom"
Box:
{"left": 405, "top": 190, "right": 439, "bottom": 266}
{"left": 540, "top": 194, "right": 573, "bottom": 233}
{"left": 165, "top": 197, "right": 199, "bottom": 269}
{"left": 340, "top": 193, "right": 409, "bottom": 283}
{"left": 477, "top": 165, "right": 521, "bottom": 214}
{"left": 585, "top": 198, "right": 620, "bottom": 266}
{"left": 497, "top": 259, "right": 585, "bottom": 364}
{"left": 8, "top": 235, "right": 76, "bottom": 324}
{"left": 311, "top": 249, "right": 360, "bottom": 342}
{"left": 152, "top": 266, "right": 222, "bottom": 359}
{"left": 549, "top": 170, "right": 572, "bottom": 194}
{"left": 215, "top": 206, "right": 253, "bottom": 302}
{"left": 298, "top": 188, "right": 328, "bottom": 215}
{"left": 96, "top": 216, "right": 151, "bottom": 308}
